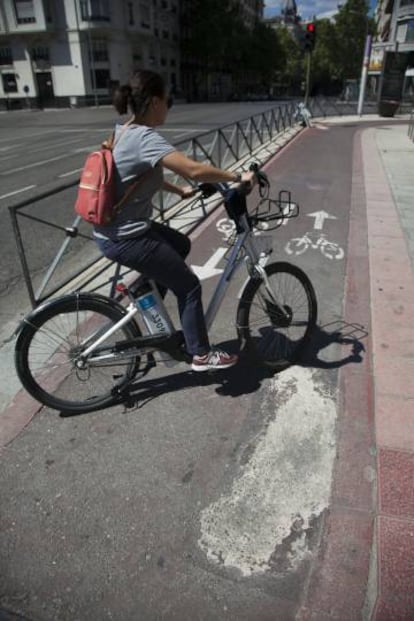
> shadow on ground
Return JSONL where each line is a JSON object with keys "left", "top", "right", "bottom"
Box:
{"left": 301, "top": 320, "right": 367, "bottom": 369}
{"left": 60, "top": 320, "right": 367, "bottom": 417}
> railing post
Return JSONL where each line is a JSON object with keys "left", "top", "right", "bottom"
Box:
{"left": 9, "top": 206, "right": 36, "bottom": 308}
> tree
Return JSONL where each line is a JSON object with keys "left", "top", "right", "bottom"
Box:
{"left": 334, "top": 0, "right": 372, "bottom": 81}
{"left": 310, "top": 19, "right": 342, "bottom": 95}
{"left": 181, "top": 1, "right": 285, "bottom": 100}
{"left": 276, "top": 26, "right": 303, "bottom": 95}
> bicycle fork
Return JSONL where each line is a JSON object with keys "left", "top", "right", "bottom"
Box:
{"left": 245, "top": 236, "right": 291, "bottom": 323}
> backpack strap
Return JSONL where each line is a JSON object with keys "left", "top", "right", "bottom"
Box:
{"left": 104, "top": 117, "right": 152, "bottom": 216}
{"left": 102, "top": 116, "right": 135, "bottom": 150}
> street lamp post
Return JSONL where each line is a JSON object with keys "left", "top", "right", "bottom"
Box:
{"left": 357, "top": 34, "right": 372, "bottom": 116}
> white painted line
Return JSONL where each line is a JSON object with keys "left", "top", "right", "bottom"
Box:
{"left": 58, "top": 168, "right": 83, "bottom": 178}
{"left": 0, "top": 129, "right": 56, "bottom": 144}
{"left": 58, "top": 128, "right": 109, "bottom": 133}
{"left": 172, "top": 130, "right": 200, "bottom": 140}
{"left": 0, "top": 184, "right": 36, "bottom": 200}
{"left": 162, "top": 127, "right": 206, "bottom": 132}
{"left": 0, "top": 153, "right": 20, "bottom": 163}
{"left": 191, "top": 247, "right": 227, "bottom": 280}
{"left": 0, "top": 148, "right": 91, "bottom": 175}
{"left": 307, "top": 210, "right": 337, "bottom": 230}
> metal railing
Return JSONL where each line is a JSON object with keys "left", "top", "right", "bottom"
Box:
{"left": 408, "top": 109, "right": 414, "bottom": 142}
{"left": 9, "top": 100, "right": 299, "bottom": 308}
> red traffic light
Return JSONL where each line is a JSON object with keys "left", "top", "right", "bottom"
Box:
{"left": 306, "top": 23, "right": 315, "bottom": 33}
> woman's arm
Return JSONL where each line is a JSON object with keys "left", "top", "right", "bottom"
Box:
{"left": 161, "top": 150, "right": 254, "bottom": 185}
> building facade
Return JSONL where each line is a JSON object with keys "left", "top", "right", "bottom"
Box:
{"left": 371, "top": 0, "right": 414, "bottom": 100}
{"left": 0, "top": 0, "right": 181, "bottom": 109}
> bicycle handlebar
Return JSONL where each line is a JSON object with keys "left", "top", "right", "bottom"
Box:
{"left": 195, "top": 163, "right": 297, "bottom": 232}
{"left": 197, "top": 162, "right": 270, "bottom": 199}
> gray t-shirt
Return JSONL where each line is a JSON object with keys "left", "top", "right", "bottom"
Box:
{"left": 94, "top": 123, "right": 175, "bottom": 240}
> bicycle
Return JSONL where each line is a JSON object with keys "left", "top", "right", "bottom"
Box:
{"left": 14, "top": 167, "right": 318, "bottom": 414}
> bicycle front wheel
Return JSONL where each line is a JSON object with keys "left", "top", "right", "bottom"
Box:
{"left": 15, "top": 293, "right": 141, "bottom": 414}
{"left": 237, "top": 262, "right": 317, "bottom": 370}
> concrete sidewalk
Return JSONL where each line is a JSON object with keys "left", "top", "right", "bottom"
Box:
{"left": 299, "top": 120, "right": 414, "bottom": 620}
{"left": 0, "top": 118, "right": 413, "bottom": 620}
{"left": 362, "top": 124, "right": 414, "bottom": 619}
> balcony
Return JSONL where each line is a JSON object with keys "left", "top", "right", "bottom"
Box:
{"left": 397, "top": 0, "right": 414, "bottom": 19}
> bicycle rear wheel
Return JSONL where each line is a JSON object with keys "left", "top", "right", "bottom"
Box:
{"left": 237, "top": 262, "right": 317, "bottom": 370}
{"left": 15, "top": 293, "right": 142, "bottom": 414}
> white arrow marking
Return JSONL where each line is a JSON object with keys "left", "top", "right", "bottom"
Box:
{"left": 307, "top": 210, "right": 337, "bottom": 230}
{"left": 191, "top": 247, "right": 227, "bottom": 280}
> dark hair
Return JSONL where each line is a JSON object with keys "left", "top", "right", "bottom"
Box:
{"left": 113, "top": 70, "right": 166, "bottom": 117}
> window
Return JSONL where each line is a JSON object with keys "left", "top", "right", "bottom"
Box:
{"left": 31, "top": 46, "right": 50, "bottom": 62}
{"left": 0, "top": 46, "right": 13, "bottom": 65}
{"left": 396, "top": 23, "right": 408, "bottom": 43}
{"left": 90, "top": 39, "right": 109, "bottom": 62}
{"left": 93, "top": 68, "right": 110, "bottom": 89}
{"left": 80, "top": 0, "right": 110, "bottom": 21}
{"left": 162, "top": 29, "right": 169, "bottom": 39}
{"left": 14, "top": 0, "right": 36, "bottom": 24}
{"left": 2, "top": 73, "right": 18, "bottom": 93}
{"left": 148, "top": 45, "right": 157, "bottom": 66}
{"left": 44, "top": 0, "right": 53, "bottom": 22}
{"left": 128, "top": 2, "right": 134, "bottom": 25}
{"left": 407, "top": 19, "right": 414, "bottom": 42}
{"left": 140, "top": 3, "right": 151, "bottom": 28}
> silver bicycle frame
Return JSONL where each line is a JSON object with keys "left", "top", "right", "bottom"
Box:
{"left": 80, "top": 214, "right": 270, "bottom": 359}
{"left": 205, "top": 215, "right": 260, "bottom": 330}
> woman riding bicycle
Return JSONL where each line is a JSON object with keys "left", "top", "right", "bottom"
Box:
{"left": 93, "top": 70, "right": 255, "bottom": 371}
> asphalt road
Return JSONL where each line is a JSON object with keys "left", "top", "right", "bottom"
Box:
{"left": 0, "top": 101, "right": 287, "bottom": 202}
{"left": 0, "top": 121, "right": 367, "bottom": 619}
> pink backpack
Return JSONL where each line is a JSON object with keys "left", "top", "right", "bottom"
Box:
{"left": 74, "top": 122, "right": 147, "bottom": 225}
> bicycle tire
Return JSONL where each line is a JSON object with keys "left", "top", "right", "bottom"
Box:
{"left": 237, "top": 262, "right": 317, "bottom": 370}
{"left": 15, "top": 293, "right": 142, "bottom": 414}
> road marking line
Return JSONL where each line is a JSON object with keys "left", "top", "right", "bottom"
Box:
{"left": 58, "top": 168, "right": 83, "bottom": 178}
{"left": 0, "top": 185, "right": 36, "bottom": 200}
{"left": 0, "top": 149, "right": 87, "bottom": 175}
{"left": 0, "top": 130, "right": 56, "bottom": 143}
{"left": 172, "top": 130, "right": 200, "bottom": 140}
{"left": 161, "top": 127, "right": 206, "bottom": 132}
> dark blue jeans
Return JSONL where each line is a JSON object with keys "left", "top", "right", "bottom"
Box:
{"left": 95, "top": 221, "right": 210, "bottom": 356}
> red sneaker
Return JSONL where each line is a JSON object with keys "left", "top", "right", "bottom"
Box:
{"left": 191, "top": 349, "right": 238, "bottom": 372}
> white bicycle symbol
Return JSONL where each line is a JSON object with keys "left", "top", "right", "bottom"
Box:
{"left": 285, "top": 232, "right": 344, "bottom": 260}
{"left": 216, "top": 217, "right": 269, "bottom": 240}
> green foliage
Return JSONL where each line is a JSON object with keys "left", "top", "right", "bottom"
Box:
{"left": 182, "top": 0, "right": 285, "bottom": 93}
{"left": 181, "top": 0, "right": 375, "bottom": 98}
{"left": 334, "top": 0, "right": 371, "bottom": 80}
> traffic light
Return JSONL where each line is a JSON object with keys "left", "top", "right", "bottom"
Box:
{"left": 304, "top": 22, "right": 316, "bottom": 52}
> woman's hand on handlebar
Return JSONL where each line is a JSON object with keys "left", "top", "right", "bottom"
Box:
{"left": 180, "top": 184, "right": 197, "bottom": 199}
{"left": 240, "top": 170, "right": 256, "bottom": 193}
